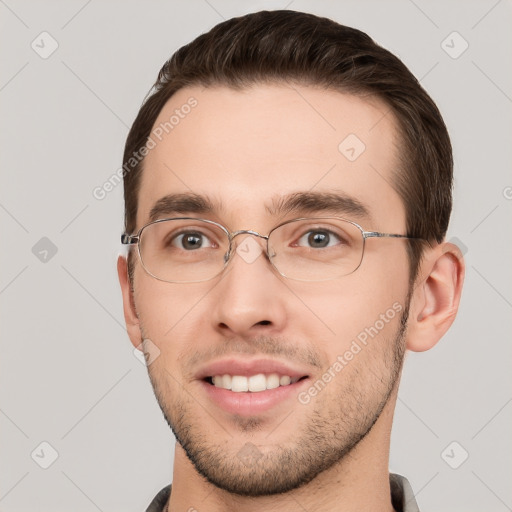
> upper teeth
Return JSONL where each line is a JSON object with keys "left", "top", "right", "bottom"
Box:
{"left": 211, "top": 374, "right": 300, "bottom": 392}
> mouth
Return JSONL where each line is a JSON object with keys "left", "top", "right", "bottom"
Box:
{"left": 197, "top": 361, "right": 311, "bottom": 416}
{"left": 204, "top": 373, "right": 309, "bottom": 392}
{"left": 195, "top": 357, "right": 313, "bottom": 415}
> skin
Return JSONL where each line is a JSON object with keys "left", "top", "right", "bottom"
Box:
{"left": 118, "top": 84, "right": 465, "bottom": 512}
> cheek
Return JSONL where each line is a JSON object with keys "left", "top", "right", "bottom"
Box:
{"left": 135, "top": 280, "right": 213, "bottom": 389}
{"left": 289, "top": 254, "right": 409, "bottom": 351}
{"left": 133, "top": 276, "right": 211, "bottom": 350}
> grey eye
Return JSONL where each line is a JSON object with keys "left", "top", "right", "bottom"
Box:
{"left": 297, "top": 230, "right": 340, "bottom": 248}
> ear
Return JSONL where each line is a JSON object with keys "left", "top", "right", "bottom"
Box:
{"left": 117, "top": 255, "right": 142, "bottom": 349}
{"left": 406, "top": 241, "right": 465, "bottom": 352}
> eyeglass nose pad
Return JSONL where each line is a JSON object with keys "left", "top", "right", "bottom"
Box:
{"left": 223, "top": 238, "right": 239, "bottom": 264}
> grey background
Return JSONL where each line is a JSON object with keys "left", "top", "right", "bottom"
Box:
{"left": 1, "top": 0, "right": 511, "bottom": 510}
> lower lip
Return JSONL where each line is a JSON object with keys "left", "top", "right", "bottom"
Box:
{"left": 200, "top": 378, "right": 310, "bottom": 416}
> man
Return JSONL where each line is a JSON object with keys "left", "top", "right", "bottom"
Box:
{"left": 117, "top": 10, "right": 464, "bottom": 512}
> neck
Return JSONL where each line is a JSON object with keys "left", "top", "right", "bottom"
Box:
{"left": 166, "top": 392, "right": 397, "bottom": 512}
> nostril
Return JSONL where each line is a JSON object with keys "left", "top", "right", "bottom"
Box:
{"left": 258, "top": 320, "right": 271, "bottom": 326}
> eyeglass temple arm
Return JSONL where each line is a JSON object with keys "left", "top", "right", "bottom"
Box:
{"left": 363, "top": 231, "right": 419, "bottom": 239}
{"left": 121, "top": 234, "right": 139, "bottom": 245}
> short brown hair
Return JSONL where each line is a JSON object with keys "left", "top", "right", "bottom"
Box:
{"left": 122, "top": 10, "right": 452, "bottom": 281}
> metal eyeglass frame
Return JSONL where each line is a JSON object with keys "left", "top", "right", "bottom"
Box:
{"left": 121, "top": 216, "right": 423, "bottom": 283}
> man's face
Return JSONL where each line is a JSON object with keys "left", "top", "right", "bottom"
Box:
{"left": 130, "top": 84, "right": 412, "bottom": 495}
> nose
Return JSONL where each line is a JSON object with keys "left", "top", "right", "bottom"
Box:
{"left": 211, "top": 234, "right": 288, "bottom": 337}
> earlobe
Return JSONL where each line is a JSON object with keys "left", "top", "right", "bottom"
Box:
{"left": 117, "top": 255, "right": 142, "bottom": 349}
{"left": 406, "top": 242, "right": 465, "bottom": 352}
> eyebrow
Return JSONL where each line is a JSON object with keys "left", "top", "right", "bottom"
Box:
{"left": 148, "top": 193, "right": 217, "bottom": 223}
{"left": 266, "top": 191, "right": 372, "bottom": 221}
{"left": 148, "top": 191, "right": 371, "bottom": 224}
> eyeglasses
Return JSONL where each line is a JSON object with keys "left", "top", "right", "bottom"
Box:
{"left": 121, "top": 217, "right": 420, "bottom": 283}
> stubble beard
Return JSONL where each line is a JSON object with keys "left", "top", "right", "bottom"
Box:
{"left": 145, "top": 302, "right": 409, "bottom": 497}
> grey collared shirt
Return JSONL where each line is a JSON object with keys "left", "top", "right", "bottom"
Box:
{"left": 146, "top": 473, "right": 420, "bottom": 512}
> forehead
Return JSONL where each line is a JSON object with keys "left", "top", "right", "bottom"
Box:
{"left": 137, "top": 84, "right": 405, "bottom": 231}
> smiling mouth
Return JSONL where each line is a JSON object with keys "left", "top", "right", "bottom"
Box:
{"left": 204, "top": 373, "right": 309, "bottom": 393}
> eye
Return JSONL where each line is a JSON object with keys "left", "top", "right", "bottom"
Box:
{"left": 170, "top": 231, "right": 214, "bottom": 250}
{"left": 296, "top": 229, "right": 342, "bottom": 248}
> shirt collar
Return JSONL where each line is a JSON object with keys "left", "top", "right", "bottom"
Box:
{"left": 146, "top": 473, "right": 420, "bottom": 512}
